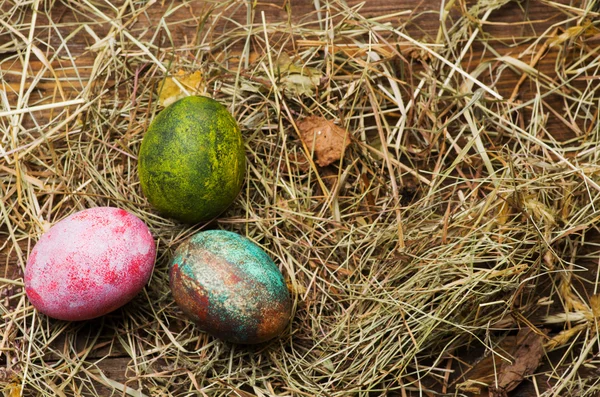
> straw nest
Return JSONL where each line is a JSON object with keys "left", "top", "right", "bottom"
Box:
{"left": 1, "top": 0, "right": 600, "bottom": 396}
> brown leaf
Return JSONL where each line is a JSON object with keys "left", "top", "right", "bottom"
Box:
{"left": 456, "top": 329, "right": 546, "bottom": 396}
{"left": 296, "top": 116, "right": 350, "bottom": 167}
{"left": 455, "top": 339, "right": 512, "bottom": 394}
{"left": 489, "top": 328, "right": 546, "bottom": 396}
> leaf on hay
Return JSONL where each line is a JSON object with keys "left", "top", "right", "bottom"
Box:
{"left": 456, "top": 328, "right": 546, "bottom": 396}
{"left": 5, "top": 383, "right": 21, "bottom": 397}
{"left": 158, "top": 70, "right": 205, "bottom": 107}
{"left": 282, "top": 74, "right": 320, "bottom": 96}
{"left": 590, "top": 294, "right": 600, "bottom": 318}
{"left": 489, "top": 328, "right": 546, "bottom": 396}
{"left": 278, "top": 53, "right": 322, "bottom": 96}
{"left": 296, "top": 116, "right": 351, "bottom": 167}
{"left": 548, "top": 19, "right": 600, "bottom": 47}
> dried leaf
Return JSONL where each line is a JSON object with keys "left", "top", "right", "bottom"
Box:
{"left": 548, "top": 20, "right": 600, "bottom": 47}
{"left": 4, "top": 383, "right": 21, "bottom": 397}
{"left": 497, "top": 56, "right": 538, "bottom": 75}
{"left": 489, "top": 328, "right": 546, "bottom": 396}
{"left": 296, "top": 116, "right": 351, "bottom": 167}
{"left": 456, "top": 340, "right": 510, "bottom": 394}
{"left": 407, "top": 47, "right": 432, "bottom": 62}
{"left": 158, "top": 70, "right": 205, "bottom": 107}
{"left": 456, "top": 329, "right": 546, "bottom": 396}
{"left": 282, "top": 74, "right": 320, "bottom": 96}
{"left": 590, "top": 294, "right": 600, "bottom": 318}
{"left": 277, "top": 53, "right": 322, "bottom": 96}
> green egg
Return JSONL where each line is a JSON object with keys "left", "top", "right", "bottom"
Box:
{"left": 138, "top": 96, "right": 246, "bottom": 223}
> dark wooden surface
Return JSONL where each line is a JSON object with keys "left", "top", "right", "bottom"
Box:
{"left": 2, "top": 0, "right": 598, "bottom": 396}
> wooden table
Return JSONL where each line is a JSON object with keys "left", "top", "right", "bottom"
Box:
{"left": 2, "top": 0, "right": 598, "bottom": 396}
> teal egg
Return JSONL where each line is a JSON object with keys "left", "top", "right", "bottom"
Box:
{"left": 169, "top": 230, "right": 291, "bottom": 344}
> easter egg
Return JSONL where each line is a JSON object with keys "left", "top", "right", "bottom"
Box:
{"left": 169, "top": 230, "right": 291, "bottom": 344}
{"left": 137, "top": 96, "right": 246, "bottom": 223}
{"left": 24, "top": 207, "right": 156, "bottom": 321}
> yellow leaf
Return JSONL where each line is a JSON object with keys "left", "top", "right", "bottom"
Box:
{"left": 5, "top": 383, "right": 21, "bottom": 397}
{"left": 590, "top": 294, "right": 600, "bottom": 318}
{"left": 158, "top": 70, "right": 205, "bottom": 107}
{"left": 548, "top": 21, "right": 600, "bottom": 47}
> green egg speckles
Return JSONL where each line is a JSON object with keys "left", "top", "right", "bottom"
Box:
{"left": 138, "top": 96, "right": 246, "bottom": 223}
{"left": 169, "top": 230, "right": 292, "bottom": 344}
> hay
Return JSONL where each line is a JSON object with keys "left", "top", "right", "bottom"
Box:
{"left": 1, "top": 0, "right": 600, "bottom": 396}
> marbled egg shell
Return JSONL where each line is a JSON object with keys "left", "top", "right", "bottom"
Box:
{"left": 25, "top": 207, "right": 156, "bottom": 321}
{"left": 169, "top": 230, "right": 291, "bottom": 344}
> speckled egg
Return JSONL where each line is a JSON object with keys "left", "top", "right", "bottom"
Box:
{"left": 138, "top": 96, "right": 246, "bottom": 223}
{"left": 169, "top": 230, "right": 291, "bottom": 344}
{"left": 25, "top": 207, "right": 156, "bottom": 321}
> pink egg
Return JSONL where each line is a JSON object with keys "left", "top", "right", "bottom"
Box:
{"left": 25, "top": 207, "right": 156, "bottom": 321}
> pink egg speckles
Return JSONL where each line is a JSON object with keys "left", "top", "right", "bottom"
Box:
{"left": 25, "top": 207, "right": 156, "bottom": 321}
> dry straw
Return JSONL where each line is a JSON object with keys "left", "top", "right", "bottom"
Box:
{"left": 1, "top": 0, "right": 600, "bottom": 396}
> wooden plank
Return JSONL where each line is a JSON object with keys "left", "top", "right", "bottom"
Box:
{"left": 0, "top": 0, "right": 582, "bottom": 137}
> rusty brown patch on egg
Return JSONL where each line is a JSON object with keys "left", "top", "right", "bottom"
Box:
{"left": 255, "top": 301, "right": 291, "bottom": 343}
{"left": 169, "top": 230, "right": 292, "bottom": 344}
{"left": 169, "top": 263, "right": 210, "bottom": 324}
